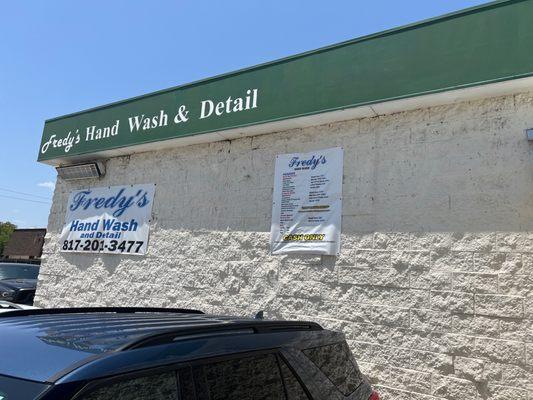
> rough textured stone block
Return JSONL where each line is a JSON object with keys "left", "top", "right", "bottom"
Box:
{"left": 410, "top": 270, "right": 452, "bottom": 290}
{"left": 475, "top": 294, "right": 524, "bottom": 318}
{"left": 474, "top": 337, "right": 525, "bottom": 365}
{"left": 411, "top": 309, "right": 452, "bottom": 332}
{"left": 430, "top": 291, "right": 474, "bottom": 314}
{"left": 451, "top": 315, "right": 500, "bottom": 338}
{"left": 452, "top": 272, "right": 499, "bottom": 294}
{"left": 391, "top": 251, "right": 430, "bottom": 270}
{"left": 386, "top": 367, "right": 432, "bottom": 394}
{"left": 454, "top": 356, "right": 486, "bottom": 382}
{"left": 431, "top": 375, "right": 484, "bottom": 400}
{"left": 432, "top": 251, "right": 474, "bottom": 271}
{"left": 411, "top": 350, "right": 454, "bottom": 374}
{"left": 429, "top": 333, "right": 475, "bottom": 356}
{"left": 410, "top": 232, "right": 453, "bottom": 253}
{"left": 487, "top": 384, "right": 528, "bottom": 400}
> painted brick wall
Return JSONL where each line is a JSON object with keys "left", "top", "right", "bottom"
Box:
{"left": 36, "top": 91, "right": 533, "bottom": 399}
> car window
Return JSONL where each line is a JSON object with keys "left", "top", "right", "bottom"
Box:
{"left": 192, "top": 353, "right": 286, "bottom": 400}
{"left": 279, "top": 357, "right": 310, "bottom": 400}
{"left": 177, "top": 367, "right": 195, "bottom": 400}
{"left": 0, "top": 265, "right": 39, "bottom": 280}
{"left": 302, "top": 342, "right": 363, "bottom": 396}
{"left": 0, "top": 375, "right": 49, "bottom": 400}
{"left": 78, "top": 371, "right": 178, "bottom": 400}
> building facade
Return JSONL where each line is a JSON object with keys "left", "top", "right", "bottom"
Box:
{"left": 2, "top": 228, "right": 46, "bottom": 263}
{"left": 36, "top": 1, "right": 533, "bottom": 399}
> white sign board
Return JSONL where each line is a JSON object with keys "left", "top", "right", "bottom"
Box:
{"left": 270, "top": 147, "right": 343, "bottom": 255}
{"left": 60, "top": 184, "right": 155, "bottom": 255}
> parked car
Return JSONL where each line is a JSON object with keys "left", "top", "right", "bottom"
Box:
{"left": 0, "top": 307, "right": 379, "bottom": 400}
{"left": 0, "top": 263, "right": 39, "bottom": 305}
{"left": 0, "top": 300, "right": 38, "bottom": 313}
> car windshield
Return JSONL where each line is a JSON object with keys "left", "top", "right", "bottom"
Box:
{"left": 0, "top": 375, "right": 49, "bottom": 400}
{"left": 0, "top": 265, "right": 39, "bottom": 280}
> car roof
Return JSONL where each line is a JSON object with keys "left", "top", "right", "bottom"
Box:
{"left": 0, "top": 262, "right": 39, "bottom": 268}
{"left": 0, "top": 301, "right": 37, "bottom": 311}
{"left": 0, "top": 308, "right": 322, "bottom": 383}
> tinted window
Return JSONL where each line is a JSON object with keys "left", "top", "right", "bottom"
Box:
{"left": 0, "top": 265, "right": 39, "bottom": 280}
{"left": 279, "top": 358, "right": 310, "bottom": 400}
{"left": 79, "top": 372, "right": 178, "bottom": 400}
{"left": 177, "top": 367, "right": 195, "bottom": 400}
{"left": 0, "top": 375, "right": 49, "bottom": 400}
{"left": 193, "top": 353, "right": 286, "bottom": 400}
{"left": 303, "top": 342, "right": 362, "bottom": 396}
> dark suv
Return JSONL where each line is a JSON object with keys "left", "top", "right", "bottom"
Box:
{"left": 0, "top": 308, "right": 379, "bottom": 400}
{"left": 0, "top": 263, "right": 39, "bottom": 305}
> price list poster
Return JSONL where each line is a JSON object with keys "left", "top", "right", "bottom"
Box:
{"left": 270, "top": 147, "right": 343, "bottom": 255}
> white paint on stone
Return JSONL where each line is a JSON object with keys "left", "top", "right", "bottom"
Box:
{"left": 36, "top": 91, "right": 533, "bottom": 399}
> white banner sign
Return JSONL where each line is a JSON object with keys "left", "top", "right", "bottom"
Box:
{"left": 60, "top": 184, "right": 155, "bottom": 256}
{"left": 270, "top": 147, "right": 343, "bottom": 255}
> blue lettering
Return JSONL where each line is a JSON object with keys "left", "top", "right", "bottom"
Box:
{"left": 93, "top": 198, "right": 106, "bottom": 208}
{"left": 70, "top": 191, "right": 91, "bottom": 212}
{"left": 68, "top": 188, "right": 151, "bottom": 217}
{"left": 288, "top": 154, "right": 327, "bottom": 170}
{"left": 288, "top": 157, "right": 299, "bottom": 168}
{"left": 129, "top": 219, "right": 138, "bottom": 231}
{"left": 102, "top": 219, "right": 114, "bottom": 231}
{"left": 136, "top": 191, "right": 149, "bottom": 208}
{"left": 101, "top": 218, "right": 139, "bottom": 231}
{"left": 69, "top": 219, "right": 99, "bottom": 231}
{"left": 104, "top": 189, "right": 125, "bottom": 208}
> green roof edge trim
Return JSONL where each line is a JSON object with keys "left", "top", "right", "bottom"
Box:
{"left": 38, "top": 0, "right": 533, "bottom": 163}
{"left": 39, "top": 71, "right": 533, "bottom": 164}
{"left": 44, "top": 0, "right": 520, "bottom": 123}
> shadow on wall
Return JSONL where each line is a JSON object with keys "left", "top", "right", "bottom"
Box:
{"left": 47, "top": 89, "right": 533, "bottom": 237}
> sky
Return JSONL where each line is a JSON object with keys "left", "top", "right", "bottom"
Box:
{"left": 0, "top": 0, "right": 489, "bottom": 228}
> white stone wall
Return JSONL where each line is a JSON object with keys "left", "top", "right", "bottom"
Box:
{"left": 36, "top": 91, "right": 533, "bottom": 399}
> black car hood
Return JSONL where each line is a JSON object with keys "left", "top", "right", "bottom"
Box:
{"left": 0, "top": 279, "right": 37, "bottom": 291}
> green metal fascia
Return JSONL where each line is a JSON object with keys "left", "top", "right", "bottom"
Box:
{"left": 38, "top": 0, "right": 533, "bottom": 163}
